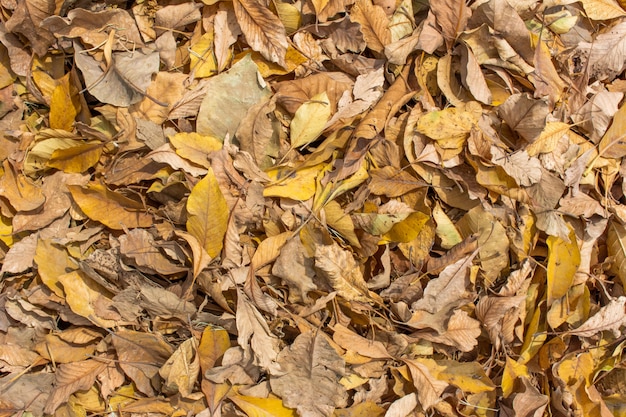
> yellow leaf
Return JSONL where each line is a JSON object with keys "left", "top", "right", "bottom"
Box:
{"left": 274, "top": 2, "right": 301, "bottom": 35}
{"left": 251, "top": 231, "right": 291, "bottom": 269}
{"left": 432, "top": 202, "right": 462, "bottom": 249}
{"left": 321, "top": 200, "right": 360, "bottom": 248}
{"left": 48, "top": 142, "right": 103, "bottom": 173}
{"left": 169, "top": 132, "right": 223, "bottom": 168}
{"left": 381, "top": 211, "right": 430, "bottom": 244}
{"left": 68, "top": 183, "right": 154, "bottom": 230}
{"left": 501, "top": 357, "right": 528, "bottom": 398}
{"left": 190, "top": 32, "right": 219, "bottom": 78}
{"left": 57, "top": 270, "right": 118, "bottom": 328}
{"left": 108, "top": 385, "right": 136, "bottom": 410}
{"left": 0, "top": 213, "right": 12, "bottom": 247}
{"left": 50, "top": 73, "right": 80, "bottom": 131}
{"left": 241, "top": 46, "right": 307, "bottom": 77}
{"left": 417, "top": 105, "right": 478, "bottom": 158}
{"left": 264, "top": 164, "right": 322, "bottom": 201}
{"left": 198, "top": 326, "right": 231, "bottom": 373}
{"left": 186, "top": 168, "right": 229, "bottom": 258}
{"left": 555, "top": 351, "right": 594, "bottom": 386}
{"left": 334, "top": 401, "right": 385, "bottom": 417}
{"left": 546, "top": 223, "right": 581, "bottom": 305}
{"left": 437, "top": 360, "right": 496, "bottom": 394}
{"left": 230, "top": 394, "right": 297, "bottom": 417}
{"left": 518, "top": 293, "right": 547, "bottom": 365}
{"left": 34, "top": 239, "right": 74, "bottom": 297}
{"left": 290, "top": 92, "right": 331, "bottom": 149}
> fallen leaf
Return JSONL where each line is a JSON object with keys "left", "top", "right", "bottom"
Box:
{"left": 67, "top": 183, "right": 153, "bottom": 230}
{"left": 186, "top": 168, "right": 229, "bottom": 259}
{"left": 270, "top": 331, "right": 348, "bottom": 417}
{"left": 232, "top": 0, "right": 288, "bottom": 67}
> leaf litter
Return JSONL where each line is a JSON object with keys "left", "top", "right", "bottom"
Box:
{"left": 0, "top": 0, "right": 626, "bottom": 416}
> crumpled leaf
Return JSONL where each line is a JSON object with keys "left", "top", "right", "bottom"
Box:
{"left": 567, "top": 296, "right": 626, "bottom": 338}
{"left": 270, "top": 331, "right": 348, "bottom": 417}
{"left": 197, "top": 55, "right": 271, "bottom": 139}
{"left": 74, "top": 43, "right": 159, "bottom": 107}
{"left": 315, "top": 242, "right": 381, "bottom": 303}
{"left": 159, "top": 337, "right": 200, "bottom": 397}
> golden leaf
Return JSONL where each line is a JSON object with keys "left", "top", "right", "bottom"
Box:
{"left": 186, "top": 168, "right": 229, "bottom": 259}
{"left": 68, "top": 183, "right": 153, "bottom": 230}
{"left": 49, "top": 73, "right": 80, "bottom": 131}
{"left": 290, "top": 92, "right": 331, "bottom": 149}
{"left": 546, "top": 223, "right": 581, "bottom": 305}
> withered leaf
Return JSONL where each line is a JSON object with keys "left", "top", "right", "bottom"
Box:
{"left": 270, "top": 331, "right": 348, "bottom": 417}
{"left": 232, "top": 0, "right": 289, "bottom": 67}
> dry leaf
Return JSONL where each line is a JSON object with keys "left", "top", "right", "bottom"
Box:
{"left": 186, "top": 168, "right": 229, "bottom": 259}
{"left": 270, "top": 331, "right": 348, "bottom": 417}
{"left": 233, "top": 0, "right": 288, "bottom": 67}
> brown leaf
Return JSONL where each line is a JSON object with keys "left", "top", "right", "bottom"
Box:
{"left": 112, "top": 329, "right": 174, "bottom": 396}
{"left": 233, "top": 0, "right": 288, "bottom": 67}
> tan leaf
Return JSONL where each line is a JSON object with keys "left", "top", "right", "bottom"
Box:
{"left": 159, "top": 338, "right": 200, "bottom": 397}
{"left": 270, "top": 331, "right": 348, "bottom": 417}
{"left": 404, "top": 358, "right": 448, "bottom": 410}
{"left": 168, "top": 132, "right": 222, "bottom": 169}
{"left": 232, "top": 0, "right": 288, "bottom": 67}
{"left": 430, "top": 0, "right": 470, "bottom": 49}
{"left": 196, "top": 55, "right": 271, "bottom": 139}
{"left": 579, "top": 0, "right": 626, "bottom": 20}
{"left": 568, "top": 296, "right": 626, "bottom": 338}
{"left": 43, "top": 359, "right": 107, "bottom": 414}
{"left": 598, "top": 102, "right": 626, "bottom": 158}
{"left": 0, "top": 159, "right": 45, "bottom": 212}
{"left": 332, "top": 323, "right": 391, "bottom": 359}
{"left": 315, "top": 242, "right": 380, "bottom": 303}
{"left": 414, "top": 309, "right": 481, "bottom": 352}
{"left": 236, "top": 291, "right": 281, "bottom": 372}
{"left": 350, "top": 0, "right": 391, "bottom": 55}
{"left": 111, "top": 329, "right": 174, "bottom": 396}
{"left": 119, "top": 229, "right": 187, "bottom": 276}
{"left": 369, "top": 166, "right": 426, "bottom": 197}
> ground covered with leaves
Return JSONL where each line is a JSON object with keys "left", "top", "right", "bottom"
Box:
{"left": 1, "top": 0, "right": 626, "bottom": 415}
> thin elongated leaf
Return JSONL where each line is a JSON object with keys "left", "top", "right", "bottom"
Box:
{"left": 186, "top": 168, "right": 229, "bottom": 259}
